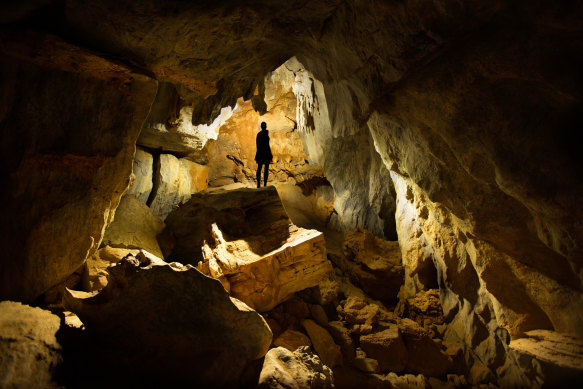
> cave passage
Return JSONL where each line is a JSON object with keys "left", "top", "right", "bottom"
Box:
{"left": 1, "top": 1, "right": 583, "bottom": 388}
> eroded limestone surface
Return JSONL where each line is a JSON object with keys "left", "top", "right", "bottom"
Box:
{"left": 166, "top": 186, "right": 333, "bottom": 312}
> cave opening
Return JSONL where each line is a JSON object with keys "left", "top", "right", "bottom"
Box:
{"left": 1, "top": 1, "right": 583, "bottom": 388}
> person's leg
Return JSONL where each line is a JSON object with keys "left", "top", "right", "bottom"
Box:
{"left": 263, "top": 163, "right": 269, "bottom": 186}
{"left": 256, "top": 163, "right": 262, "bottom": 188}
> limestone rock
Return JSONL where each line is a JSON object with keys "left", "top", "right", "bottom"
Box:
{"left": 0, "top": 301, "right": 62, "bottom": 388}
{"left": 340, "top": 228, "right": 403, "bottom": 302}
{"left": 150, "top": 154, "right": 208, "bottom": 219}
{"left": 273, "top": 329, "right": 312, "bottom": 352}
{"left": 139, "top": 84, "right": 234, "bottom": 153}
{"left": 327, "top": 321, "right": 356, "bottom": 361}
{"left": 384, "top": 373, "right": 427, "bottom": 389}
{"left": 165, "top": 187, "right": 333, "bottom": 311}
{"left": 82, "top": 245, "right": 139, "bottom": 291}
{"left": 258, "top": 346, "right": 334, "bottom": 389}
{"left": 360, "top": 326, "right": 408, "bottom": 372}
{"left": 396, "top": 289, "right": 445, "bottom": 328}
{"left": 399, "top": 318, "right": 451, "bottom": 377}
{"left": 63, "top": 253, "right": 272, "bottom": 385}
{"left": 509, "top": 329, "right": 583, "bottom": 385}
{"left": 309, "top": 304, "right": 329, "bottom": 327}
{"left": 353, "top": 357, "right": 379, "bottom": 373}
{"left": 127, "top": 147, "right": 154, "bottom": 203}
{"left": 102, "top": 194, "right": 166, "bottom": 259}
{"left": 0, "top": 31, "right": 157, "bottom": 302}
{"left": 302, "top": 319, "right": 343, "bottom": 367}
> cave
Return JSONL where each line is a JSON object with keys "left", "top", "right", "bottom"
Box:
{"left": 1, "top": 1, "right": 582, "bottom": 388}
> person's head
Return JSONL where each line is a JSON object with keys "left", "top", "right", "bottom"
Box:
{"left": 260, "top": 122, "right": 267, "bottom": 131}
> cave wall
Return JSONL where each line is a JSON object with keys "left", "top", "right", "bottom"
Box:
{"left": 0, "top": 30, "right": 157, "bottom": 301}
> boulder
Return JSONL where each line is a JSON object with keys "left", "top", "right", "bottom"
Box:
{"left": 341, "top": 228, "right": 404, "bottom": 303}
{"left": 273, "top": 329, "right": 312, "bottom": 351}
{"left": 396, "top": 289, "right": 444, "bottom": 327}
{"left": 353, "top": 357, "right": 380, "bottom": 373}
{"left": 384, "top": 373, "right": 427, "bottom": 389}
{"left": 82, "top": 245, "right": 139, "bottom": 291}
{"left": 166, "top": 187, "right": 333, "bottom": 311}
{"left": 399, "top": 319, "right": 452, "bottom": 377}
{"left": 327, "top": 321, "right": 356, "bottom": 361}
{"left": 360, "top": 326, "right": 408, "bottom": 372}
{"left": 302, "top": 319, "right": 343, "bottom": 367}
{"left": 150, "top": 154, "right": 208, "bottom": 219}
{"left": 0, "top": 301, "right": 62, "bottom": 388}
{"left": 509, "top": 329, "right": 583, "bottom": 386}
{"left": 309, "top": 304, "right": 329, "bottom": 327}
{"left": 258, "top": 346, "right": 334, "bottom": 389}
{"left": 127, "top": 147, "right": 153, "bottom": 203}
{"left": 63, "top": 253, "right": 272, "bottom": 385}
{"left": 101, "top": 194, "right": 166, "bottom": 258}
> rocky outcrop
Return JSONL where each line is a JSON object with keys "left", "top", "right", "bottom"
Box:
{"left": 127, "top": 147, "right": 154, "bottom": 203}
{"left": 166, "top": 186, "right": 333, "bottom": 311}
{"left": 82, "top": 245, "right": 139, "bottom": 291}
{"left": 150, "top": 154, "right": 208, "bottom": 219}
{"left": 301, "top": 319, "right": 343, "bottom": 368}
{"left": 360, "top": 326, "right": 407, "bottom": 372}
{"left": 332, "top": 228, "right": 404, "bottom": 303}
{"left": 0, "top": 301, "right": 62, "bottom": 388}
{"left": 101, "top": 194, "right": 166, "bottom": 258}
{"left": 63, "top": 252, "right": 272, "bottom": 385}
{"left": 509, "top": 330, "right": 583, "bottom": 386}
{"left": 0, "top": 30, "right": 157, "bottom": 302}
{"left": 139, "top": 82, "right": 234, "bottom": 153}
{"left": 258, "top": 346, "right": 334, "bottom": 389}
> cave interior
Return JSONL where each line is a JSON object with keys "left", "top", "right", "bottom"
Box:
{"left": 0, "top": 1, "right": 582, "bottom": 388}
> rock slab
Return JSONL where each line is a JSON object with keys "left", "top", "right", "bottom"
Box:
{"left": 166, "top": 187, "right": 333, "bottom": 312}
{"left": 259, "top": 346, "right": 334, "bottom": 389}
{"left": 101, "top": 194, "right": 166, "bottom": 259}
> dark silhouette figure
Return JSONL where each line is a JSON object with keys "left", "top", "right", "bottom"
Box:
{"left": 255, "top": 121, "right": 273, "bottom": 188}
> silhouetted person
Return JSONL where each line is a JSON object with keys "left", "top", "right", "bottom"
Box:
{"left": 255, "top": 121, "right": 273, "bottom": 188}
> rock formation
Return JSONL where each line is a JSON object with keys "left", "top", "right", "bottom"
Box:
{"left": 259, "top": 346, "right": 334, "bottom": 389}
{"left": 101, "top": 194, "right": 166, "bottom": 258}
{"left": 64, "top": 252, "right": 272, "bottom": 385}
{"left": 149, "top": 153, "right": 208, "bottom": 219}
{"left": 0, "top": 301, "right": 62, "bottom": 388}
{"left": 127, "top": 147, "right": 154, "bottom": 203}
{"left": 0, "top": 30, "right": 157, "bottom": 302}
{"left": 165, "top": 186, "right": 333, "bottom": 311}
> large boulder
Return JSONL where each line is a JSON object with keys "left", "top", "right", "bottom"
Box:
{"left": 258, "top": 346, "right": 334, "bottom": 389}
{"left": 509, "top": 329, "right": 583, "bottom": 386}
{"left": 63, "top": 253, "right": 272, "bottom": 385}
{"left": 0, "top": 30, "right": 157, "bottom": 302}
{"left": 101, "top": 194, "right": 166, "bottom": 259}
{"left": 127, "top": 147, "right": 154, "bottom": 203}
{"left": 82, "top": 245, "right": 139, "bottom": 291}
{"left": 0, "top": 301, "right": 62, "bottom": 388}
{"left": 165, "top": 187, "right": 333, "bottom": 311}
{"left": 302, "top": 319, "right": 343, "bottom": 368}
{"left": 149, "top": 153, "right": 208, "bottom": 219}
{"left": 360, "top": 326, "right": 408, "bottom": 372}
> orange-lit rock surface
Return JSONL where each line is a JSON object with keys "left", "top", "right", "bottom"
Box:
{"left": 165, "top": 186, "right": 332, "bottom": 311}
